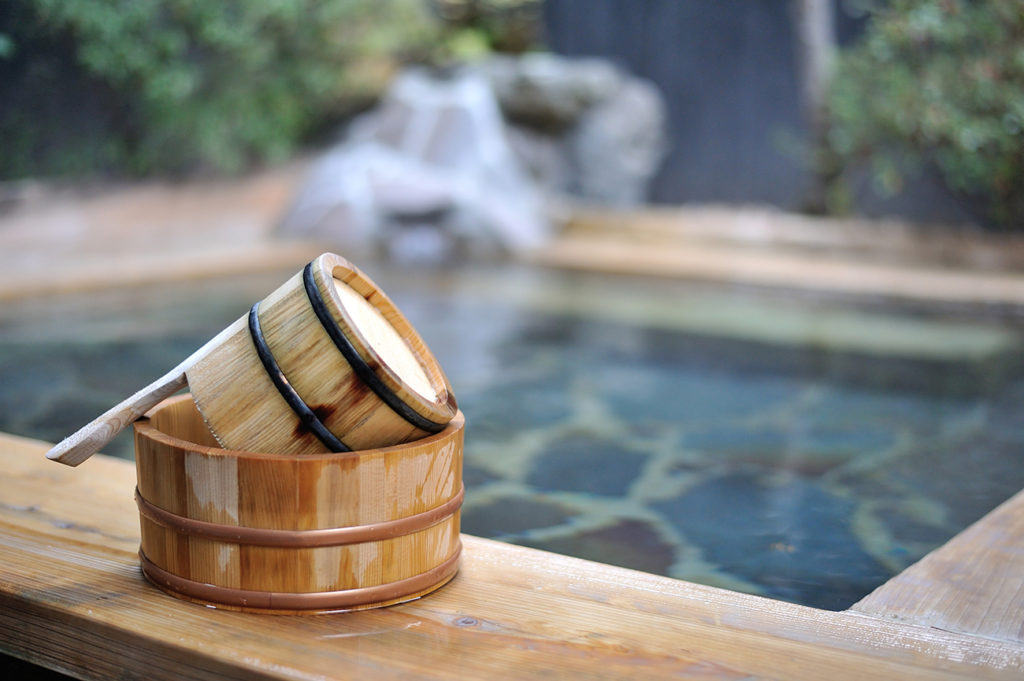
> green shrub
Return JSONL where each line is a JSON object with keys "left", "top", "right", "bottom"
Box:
{"left": 434, "top": 0, "right": 544, "bottom": 57}
{"left": 826, "top": 0, "right": 1024, "bottom": 227}
{"left": 0, "top": 0, "right": 438, "bottom": 178}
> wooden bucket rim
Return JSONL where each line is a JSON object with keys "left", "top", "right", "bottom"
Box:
{"left": 311, "top": 253, "right": 458, "bottom": 424}
{"left": 136, "top": 394, "right": 464, "bottom": 462}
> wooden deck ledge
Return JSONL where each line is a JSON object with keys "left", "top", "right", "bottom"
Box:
{"left": 2, "top": 432, "right": 1023, "bottom": 680}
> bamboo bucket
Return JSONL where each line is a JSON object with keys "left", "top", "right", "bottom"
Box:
{"left": 186, "top": 252, "right": 458, "bottom": 455}
{"left": 133, "top": 394, "right": 464, "bottom": 614}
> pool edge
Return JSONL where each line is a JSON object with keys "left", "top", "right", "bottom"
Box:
{"left": 1, "top": 430, "right": 1022, "bottom": 679}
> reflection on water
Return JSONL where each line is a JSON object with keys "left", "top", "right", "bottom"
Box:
{"left": 3, "top": 263, "right": 1023, "bottom": 610}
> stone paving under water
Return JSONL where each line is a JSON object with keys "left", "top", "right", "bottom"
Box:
{"left": 3, "top": 265, "right": 1024, "bottom": 611}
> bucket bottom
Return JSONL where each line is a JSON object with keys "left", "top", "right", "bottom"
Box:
{"left": 138, "top": 545, "right": 461, "bottom": 615}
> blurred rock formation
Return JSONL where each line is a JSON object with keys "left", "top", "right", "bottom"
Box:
{"left": 479, "top": 54, "right": 668, "bottom": 206}
{"left": 280, "top": 54, "right": 667, "bottom": 261}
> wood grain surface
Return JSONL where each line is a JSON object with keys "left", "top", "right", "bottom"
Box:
{"left": 2, "top": 432, "right": 1023, "bottom": 679}
{"left": 853, "top": 488, "right": 1024, "bottom": 644}
{"left": 188, "top": 253, "right": 456, "bottom": 455}
{"left": 534, "top": 234, "right": 1024, "bottom": 308}
{"left": 133, "top": 395, "right": 463, "bottom": 605}
{"left": 44, "top": 313, "right": 247, "bottom": 467}
{"left": 42, "top": 368, "right": 188, "bottom": 467}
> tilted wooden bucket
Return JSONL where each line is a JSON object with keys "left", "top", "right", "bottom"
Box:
{"left": 187, "top": 252, "right": 458, "bottom": 455}
{"left": 133, "top": 394, "right": 464, "bottom": 613}
{"left": 47, "top": 252, "right": 458, "bottom": 466}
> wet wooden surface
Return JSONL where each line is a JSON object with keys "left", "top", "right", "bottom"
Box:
{"left": 534, "top": 211, "right": 1024, "bottom": 309}
{"left": 0, "top": 162, "right": 325, "bottom": 302}
{"left": 2, "top": 432, "right": 1023, "bottom": 680}
{"left": 853, "top": 488, "right": 1024, "bottom": 644}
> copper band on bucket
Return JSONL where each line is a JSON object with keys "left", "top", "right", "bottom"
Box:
{"left": 136, "top": 484, "right": 464, "bottom": 548}
{"left": 139, "top": 543, "right": 461, "bottom": 612}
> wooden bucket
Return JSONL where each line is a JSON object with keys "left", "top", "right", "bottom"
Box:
{"left": 133, "top": 394, "right": 464, "bottom": 614}
{"left": 187, "top": 252, "right": 458, "bottom": 455}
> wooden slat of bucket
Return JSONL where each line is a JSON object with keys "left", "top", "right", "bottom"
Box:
{"left": 256, "top": 269, "right": 426, "bottom": 451}
{"left": 138, "top": 515, "right": 460, "bottom": 594}
{"left": 133, "top": 395, "right": 463, "bottom": 609}
{"left": 135, "top": 397, "right": 463, "bottom": 528}
{"left": 186, "top": 314, "right": 328, "bottom": 456}
{"left": 186, "top": 254, "right": 457, "bottom": 455}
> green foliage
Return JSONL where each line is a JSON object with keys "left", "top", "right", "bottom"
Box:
{"left": 0, "top": 0, "right": 438, "bottom": 178}
{"left": 827, "top": 0, "right": 1024, "bottom": 227}
{"left": 434, "top": 0, "right": 544, "bottom": 58}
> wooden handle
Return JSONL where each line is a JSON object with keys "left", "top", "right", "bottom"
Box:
{"left": 45, "top": 320, "right": 238, "bottom": 467}
{"left": 45, "top": 369, "right": 189, "bottom": 467}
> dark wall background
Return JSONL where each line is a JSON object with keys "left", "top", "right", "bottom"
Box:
{"left": 541, "top": 0, "right": 978, "bottom": 224}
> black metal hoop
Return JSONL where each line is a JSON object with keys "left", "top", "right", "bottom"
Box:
{"left": 302, "top": 262, "right": 445, "bottom": 434}
{"left": 247, "top": 302, "right": 350, "bottom": 452}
